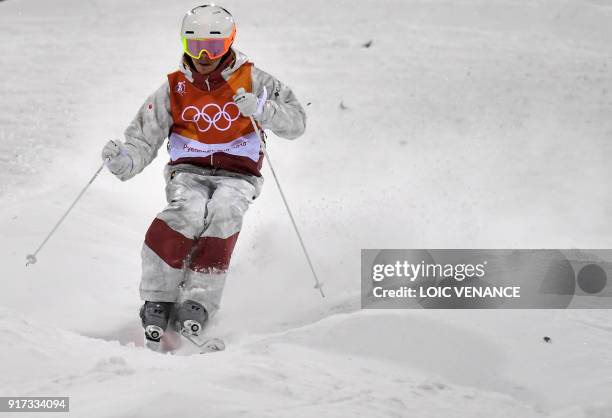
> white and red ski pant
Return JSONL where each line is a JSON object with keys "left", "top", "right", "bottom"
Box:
{"left": 139, "top": 164, "right": 262, "bottom": 316}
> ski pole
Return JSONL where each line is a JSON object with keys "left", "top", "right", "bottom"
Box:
{"left": 26, "top": 161, "right": 107, "bottom": 266}
{"left": 248, "top": 116, "right": 325, "bottom": 298}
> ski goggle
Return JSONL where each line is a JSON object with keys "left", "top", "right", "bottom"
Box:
{"left": 182, "top": 29, "right": 236, "bottom": 60}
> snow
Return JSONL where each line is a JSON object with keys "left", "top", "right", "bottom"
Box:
{"left": 1, "top": 0, "right": 612, "bottom": 416}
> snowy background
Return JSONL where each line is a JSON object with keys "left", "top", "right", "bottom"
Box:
{"left": 1, "top": 0, "right": 612, "bottom": 416}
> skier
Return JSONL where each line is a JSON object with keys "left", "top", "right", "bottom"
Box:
{"left": 101, "top": 4, "right": 306, "bottom": 348}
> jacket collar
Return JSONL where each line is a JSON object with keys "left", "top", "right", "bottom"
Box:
{"left": 179, "top": 48, "right": 250, "bottom": 91}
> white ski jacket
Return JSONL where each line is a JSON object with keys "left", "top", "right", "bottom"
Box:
{"left": 117, "top": 49, "right": 306, "bottom": 181}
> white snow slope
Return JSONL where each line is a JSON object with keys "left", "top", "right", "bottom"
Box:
{"left": 1, "top": 0, "right": 612, "bottom": 417}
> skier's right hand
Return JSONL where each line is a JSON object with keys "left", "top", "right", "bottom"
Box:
{"left": 101, "top": 140, "right": 133, "bottom": 179}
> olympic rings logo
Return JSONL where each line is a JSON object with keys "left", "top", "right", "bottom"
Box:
{"left": 181, "top": 102, "right": 240, "bottom": 132}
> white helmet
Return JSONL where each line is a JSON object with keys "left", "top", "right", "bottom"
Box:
{"left": 181, "top": 5, "right": 236, "bottom": 59}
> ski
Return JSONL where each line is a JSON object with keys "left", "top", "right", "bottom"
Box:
{"left": 180, "top": 330, "right": 226, "bottom": 354}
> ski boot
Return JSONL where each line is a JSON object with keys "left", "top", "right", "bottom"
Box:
{"left": 174, "top": 300, "right": 208, "bottom": 336}
{"left": 139, "top": 301, "right": 173, "bottom": 351}
{"left": 173, "top": 300, "right": 224, "bottom": 352}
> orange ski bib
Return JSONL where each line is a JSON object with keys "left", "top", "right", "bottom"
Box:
{"left": 167, "top": 64, "right": 262, "bottom": 173}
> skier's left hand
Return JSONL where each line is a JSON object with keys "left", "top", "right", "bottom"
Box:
{"left": 233, "top": 87, "right": 267, "bottom": 118}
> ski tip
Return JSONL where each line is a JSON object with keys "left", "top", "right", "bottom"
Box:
{"left": 203, "top": 339, "right": 226, "bottom": 353}
{"left": 181, "top": 332, "right": 226, "bottom": 354}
